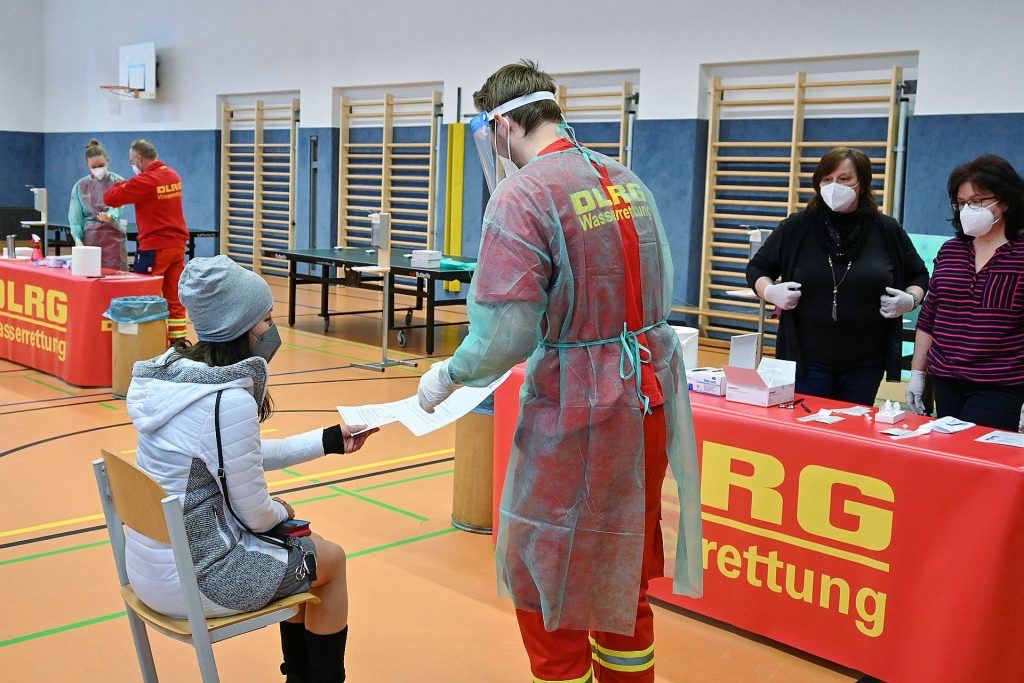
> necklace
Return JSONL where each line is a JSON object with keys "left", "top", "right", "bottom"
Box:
{"left": 828, "top": 255, "right": 853, "bottom": 322}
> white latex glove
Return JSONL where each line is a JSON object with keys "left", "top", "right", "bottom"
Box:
{"left": 906, "top": 370, "right": 927, "bottom": 415}
{"left": 764, "top": 282, "right": 802, "bottom": 310}
{"left": 417, "top": 360, "right": 458, "bottom": 413}
{"left": 880, "top": 287, "right": 916, "bottom": 319}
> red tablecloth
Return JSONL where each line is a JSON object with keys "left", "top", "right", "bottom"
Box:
{"left": 493, "top": 366, "right": 1024, "bottom": 683}
{"left": 0, "top": 260, "right": 163, "bottom": 386}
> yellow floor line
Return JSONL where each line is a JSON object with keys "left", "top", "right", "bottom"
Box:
{"left": 0, "top": 446, "right": 454, "bottom": 540}
{"left": 269, "top": 448, "right": 455, "bottom": 487}
{"left": 0, "top": 513, "right": 105, "bottom": 539}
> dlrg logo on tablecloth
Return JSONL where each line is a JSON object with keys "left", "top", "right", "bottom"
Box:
{"left": 700, "top": 442, "right": 892, "bottom": 638}
{"left": 0, "top": 278, "right": 70, "bottom": 361}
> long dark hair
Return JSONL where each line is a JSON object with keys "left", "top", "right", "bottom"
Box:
{"left": 807, "top": 147, "right": 880, "bottom": 217}
{"left": 165, "top": 336, "right": 274, "bottom": 422}
{"left": 947, "top": 154, "right": 1024, "bottom": 240}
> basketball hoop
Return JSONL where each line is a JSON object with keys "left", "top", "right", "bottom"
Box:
{"left": 100, "top": 85, "right": 142, "bottom": 115}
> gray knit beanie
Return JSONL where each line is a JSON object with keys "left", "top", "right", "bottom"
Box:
{"left": 178, "top": 256, "right": 274, "bottom": 342}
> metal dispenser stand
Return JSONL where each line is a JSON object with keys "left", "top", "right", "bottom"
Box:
{"left": 748, "top": 228, "right": 773, "bottom": 358}
{"left": 353, "top": 212, "right": 417, "bottom": 372}
{"left": 21, "top": 186, "right": 49, "bottom": 254}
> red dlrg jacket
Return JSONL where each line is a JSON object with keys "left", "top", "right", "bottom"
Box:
{"left": 104, "top": 160, "right": 189, "bottom": 251}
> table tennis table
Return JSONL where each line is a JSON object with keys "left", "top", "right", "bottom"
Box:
{"left": 264, "top": 247, "right": 476, "bottom": 355}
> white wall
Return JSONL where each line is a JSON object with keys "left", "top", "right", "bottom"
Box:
{"left": 33, "top": 0, "right": 1024, "bottom": 132}
{"left": 0, "top": 0, "right": 45, "bottom": 131}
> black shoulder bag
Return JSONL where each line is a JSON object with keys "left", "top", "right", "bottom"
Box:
{"left": 213, "top": 390, "right": 317, "bottom": 581}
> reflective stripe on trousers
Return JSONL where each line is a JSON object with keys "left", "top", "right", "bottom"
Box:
{"left": 590, "top": 639, "right": 655, "bottom": 674}
{"left": 167, "top": 317, "right": 188, "bottom": 340}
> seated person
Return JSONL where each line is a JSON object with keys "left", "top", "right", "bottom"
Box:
{"left": 126, "top": 255, "right": 375, "bottom": 682}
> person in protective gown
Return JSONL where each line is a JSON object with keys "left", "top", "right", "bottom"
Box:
{"left": 68, "top": 138, "right": 127, "bottom": 270}
{"left": 417, "top": 60, "right": 702, "bottom": 683}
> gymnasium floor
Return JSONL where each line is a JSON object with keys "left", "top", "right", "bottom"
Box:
{"left": 0, "top": 279, "right": 865, "bottom": 682}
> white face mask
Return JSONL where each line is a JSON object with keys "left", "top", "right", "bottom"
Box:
{"left": 821, "top": 182, "right": 859, "bottom": 213}
{"left": 960, "top": 201, "right": 999, "bottom": 237}
{"left": 90, "top": 165, "right": 109, "bottom": 180}
{"left": 495, "top": 117, "right": 519, "bottom": 179}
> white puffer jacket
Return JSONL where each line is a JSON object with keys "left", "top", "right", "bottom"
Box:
{"left": 125, "top": 350, "right": 324, "bottom": 619}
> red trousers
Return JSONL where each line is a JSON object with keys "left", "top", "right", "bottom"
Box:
{"left": 152, "top": 247, "right": 187, "bottom": 342}
{"left": 516, "top": 405, "right": 667, "bottom": 683}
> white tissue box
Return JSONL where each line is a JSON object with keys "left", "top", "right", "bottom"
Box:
{"left": 875, "top": 410, "right": 906, "bottom": 424}
{"left": 687, "top": 368, "right": 726, "bottom": 396}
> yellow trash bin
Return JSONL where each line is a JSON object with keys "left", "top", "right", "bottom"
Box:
{"left": 112, "top": 320, "right": 168, "bottom": 398}
{"left": 451, "top": 401, "right": 494, "bottom": 534}
{"left": 105, "top": 296, "right": 169, "bottom": 399}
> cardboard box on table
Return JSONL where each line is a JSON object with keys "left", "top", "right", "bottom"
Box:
{"left": 722, "top": 333, "right": 796, "bottom": 407}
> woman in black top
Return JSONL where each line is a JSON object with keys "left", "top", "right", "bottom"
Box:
{"left": 746, "top": 147, "right": 929, "bottom": 405}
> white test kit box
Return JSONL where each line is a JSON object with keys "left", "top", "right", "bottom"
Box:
{"left": 686, "top": 368, "right": 726, "bottom": 396}
{"left": 722, "top": 333, "right": 796, "bottom": 407}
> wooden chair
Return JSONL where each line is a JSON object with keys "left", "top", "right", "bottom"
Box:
{"left": 92, "top": 449, "right": 319, "bottom": 682}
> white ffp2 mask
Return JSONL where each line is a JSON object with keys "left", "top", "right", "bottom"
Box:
{"left": 90, "top": 166, "right": 109, "bottom": 180}
{"left": 960, "top": 202, "right": 999, "bottom": 237}
{"left": 821, "top": 182, "right": 859, "bottom": 213}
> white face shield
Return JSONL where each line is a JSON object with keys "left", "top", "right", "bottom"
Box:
{"left": 469, "top": 91, "right": 558, "bottom": 193}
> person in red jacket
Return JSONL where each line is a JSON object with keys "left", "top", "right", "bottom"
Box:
{"left": 104, "top": 139, "right": 190, "bottom": 343}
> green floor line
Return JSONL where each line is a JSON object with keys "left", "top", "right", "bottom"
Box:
{"left": 291, "top": 491, "right": 345, "bottom": 507}
{"left": 348, "top": 526, "right": 458, "bottom": 558}
{"left": 0, "top": 611, "right": 127, "bottom": 648}
{"left": 0, "top": 465, "right": 445, "bottom": 569}
{"left": 278, "top": 468, "right": 428, "bottom": 522}
{"left": 97, "top": 403, "right": 119, "bottom": 411}
{"left": 21, "top": 375, "right": 79, "bottom": 397}
{"left": 0, "top": 526, "right": 458, "bottom": 648}
{"left": 354, "top": 469, "right": 454, "bottom": 492}
{"left": 0, "top": 540, "right": 111, "bottom": 567}
{"left": 329, "top": 487, "right": 428, "bottom": 522}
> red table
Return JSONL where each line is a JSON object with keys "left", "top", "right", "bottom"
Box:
{"left": 0, "top": 260, "right": 163, "bottom": 386}
{"left": 493, "top": 366, "right": 1024, "bottom": 683}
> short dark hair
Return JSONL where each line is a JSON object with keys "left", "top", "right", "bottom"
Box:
{"left": 130, "top": 139, "right": 158, "bottom": 160}
{"left": 165, "top": 336, "right": 274, "bottom": 422}
{"left": 807, "top": 147, "right": 879, "bottom": 216}
{"left": 473, "top": 59, "right": 561, "bottom": 136}
{"left": 947, "top": 154, "right": 1024, "bottom": 240}
{"left": 85, "top": 138, "right": 108, "bottom": 161}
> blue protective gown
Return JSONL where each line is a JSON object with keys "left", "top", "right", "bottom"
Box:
{"left": 448, "top": 143, "right": 703, "bottom": 635}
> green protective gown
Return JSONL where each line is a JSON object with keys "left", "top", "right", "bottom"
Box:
{"left": 448, "top": 143, "right": 702, "bottom": 635}
{"left": 69, "top": 173, "right": 126, "bottom": 270}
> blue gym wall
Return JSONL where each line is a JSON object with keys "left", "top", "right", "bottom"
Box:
{"left": 8, "top": 111, "right": 1024, "bottom": 307}
{"left": 42, "top": 130, "right": 219, "bottom": 257}
{"left": 902, "top": 113, "right": 1024, "bottom": 236}
{"left": 0, "top": 132, "right": 45, "bottom": 207}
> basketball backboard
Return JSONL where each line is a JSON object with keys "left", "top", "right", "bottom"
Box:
{"left": 119, "top": 42, "right": 157, "bottom": 99}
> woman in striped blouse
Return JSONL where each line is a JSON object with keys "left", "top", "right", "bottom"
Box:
{"left": 908, "top": 155, "right": 1024, "bottom": 431}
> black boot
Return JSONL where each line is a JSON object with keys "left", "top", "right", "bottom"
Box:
{"left": 305, "top": 626, "right": 348, "bottom": 683}
{"left": 279, "top": 621, "right": 308, "bottom": 682}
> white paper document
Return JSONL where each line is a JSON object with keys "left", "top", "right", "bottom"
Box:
{"left": 337, "top": 371, "right": 511, "bottom": 437}
{"left": 336, "top": 402, "right": 404, "bottom": 431}
{"left": 797, "top": 409, "right": 845, "bottom": 424}
{"left": 928, "top": 416, "right": 976, "bottom": 434}
{"left": 976, "top": 431, "right": 1024, "bottom": 448}
{"left": 880, "top": 426, "right": 928, "bottom": 440}
{"left": 832, "top": 406, "right": 874, "bottom": 416}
